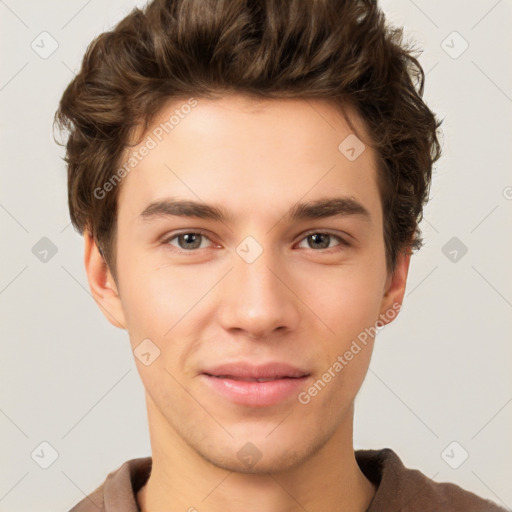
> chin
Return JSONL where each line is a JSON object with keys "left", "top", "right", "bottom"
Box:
{"left": 201, "top": 444, "right": 309, "bottom": 474}
{"left": 192, "top": 423, "right": 332, "bottom": 476}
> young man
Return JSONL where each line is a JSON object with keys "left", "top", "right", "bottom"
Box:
{"left": 55, "top": 0, "right": 506, "bottom": 510}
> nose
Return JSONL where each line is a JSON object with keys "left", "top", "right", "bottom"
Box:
{"left": 217, "top": 247, "right": 301, "bottom": 340}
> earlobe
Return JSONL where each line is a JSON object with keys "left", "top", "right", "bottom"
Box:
{"left": 83, "top": 231, "right": 127, "bottom": 330}
{"left": 379, "top": 251, "right": 411, "bottom": 326}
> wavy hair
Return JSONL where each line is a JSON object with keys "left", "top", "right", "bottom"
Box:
{"left": 54, "top": 0, "right": 443, "bottom": 282}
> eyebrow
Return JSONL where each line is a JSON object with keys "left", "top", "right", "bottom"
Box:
{"left": 139, "top": 196, "right": 370, "bottom": 224}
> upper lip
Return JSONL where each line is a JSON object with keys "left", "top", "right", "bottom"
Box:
{"left": 202, "top": 362, "right": 310, "bottom": 379}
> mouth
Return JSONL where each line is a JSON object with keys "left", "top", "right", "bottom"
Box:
{"left": 206, "top": 375, "right": 305, "bottom": 382}
{"left": 200, "top": 362, "right": 311, "bottom": 407}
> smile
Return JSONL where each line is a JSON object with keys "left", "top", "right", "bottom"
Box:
{"left": 200, "top": 362, "right": 311, "bottom": 407}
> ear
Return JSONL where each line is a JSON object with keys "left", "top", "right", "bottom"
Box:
{"left": 83, "top": 230, "right": 127, "bottom": 330}
{"left": 378, "top": 250, "right": 411, "bottom": 326}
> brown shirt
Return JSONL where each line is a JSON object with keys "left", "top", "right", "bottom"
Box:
{"left": 69, "top": 448, "right": 507, "bottom": 511}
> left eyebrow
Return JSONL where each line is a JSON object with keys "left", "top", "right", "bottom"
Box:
{"left": 285, "top": 197, "right": 370, "bottom": 222}
{"left": 139, "top": 196, "right": 371, "bottom": 223}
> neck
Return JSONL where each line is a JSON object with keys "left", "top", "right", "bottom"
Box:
{"left": 137, "top": 399, "right": 375, "bottom": 512}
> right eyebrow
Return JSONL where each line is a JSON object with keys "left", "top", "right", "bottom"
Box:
{"left": 139, "top": 198, "right": 233, "bottom": 223}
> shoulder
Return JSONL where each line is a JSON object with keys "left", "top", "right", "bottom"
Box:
{"left": 68, "top": 477, "right": 106, "bottom": 512}
{"left": 68, "top": 457, "right": 152, "bottom": 512}
{"left": 356, "top": 448, "right": 508, "bottom": 512}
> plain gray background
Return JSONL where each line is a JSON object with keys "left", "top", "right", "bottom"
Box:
{"left": 1, "top": 0, "right": 511, "bottom": 510}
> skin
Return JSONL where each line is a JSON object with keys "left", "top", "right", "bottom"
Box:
{"left": 84, "top": 94, "right": 410, "bottom": 511}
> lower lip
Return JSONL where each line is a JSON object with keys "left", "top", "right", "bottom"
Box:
{"left": 201, "top": 374, "right": 310, "bottom": 407}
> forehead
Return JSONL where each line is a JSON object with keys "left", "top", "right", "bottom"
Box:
{"left": 116, "top": 94, "right": 380, "bottom": 225}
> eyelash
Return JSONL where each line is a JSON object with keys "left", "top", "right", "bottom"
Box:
{"left": 161, "top": 230, "right": 351, "bottom": 254}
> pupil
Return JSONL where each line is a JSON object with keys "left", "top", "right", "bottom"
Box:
{"left": 181, "top": 233, "right": 200, "bottom": 249}
{"left": 310, "top": 233, "right": 329, "bottom": 249}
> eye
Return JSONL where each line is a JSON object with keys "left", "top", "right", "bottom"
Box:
{"left": 297, "top": 232, "right": 350, "bottom": 251}
{"left": 164, "top": 232, "right": 214, "bottom": 251}
{"left": 161, "top": 230, "right": 350, "bottom": 253}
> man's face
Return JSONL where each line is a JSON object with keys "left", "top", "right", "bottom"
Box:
{"left": 94, "top": 94, "right": 407, "bottom": 473}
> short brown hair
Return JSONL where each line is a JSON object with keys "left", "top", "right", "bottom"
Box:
{"left": 54, "top": 0, "right": 442, "bottom": 283}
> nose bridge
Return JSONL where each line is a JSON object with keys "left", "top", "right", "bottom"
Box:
{"left": 218, "top": 242, "right": 300, "bottom": 338}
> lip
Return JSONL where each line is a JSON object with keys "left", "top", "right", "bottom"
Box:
{"left": 201, "top": 362, "right": 311, "bottom": 407}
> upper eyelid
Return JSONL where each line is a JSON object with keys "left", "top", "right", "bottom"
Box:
{"left": 299, "top": 229, "right": 349, "bottom": 240}
{"left": 297, "top": 231, "right": 351, "bottom": 248}
{"left": 163, "top": 230, "right": 215, "bottom": 247}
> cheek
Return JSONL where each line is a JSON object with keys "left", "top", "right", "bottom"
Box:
{"left": 301, "top": 263, "right": 386, "bottom": 342}
{"left": 303, "top": 275, "right": 381, "bottom": 411}
{"left": 117, "top": 263, "right": 205, "bottom": 390}
{"left": 118, "top": 255, "right": 201, "bottom": 334}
